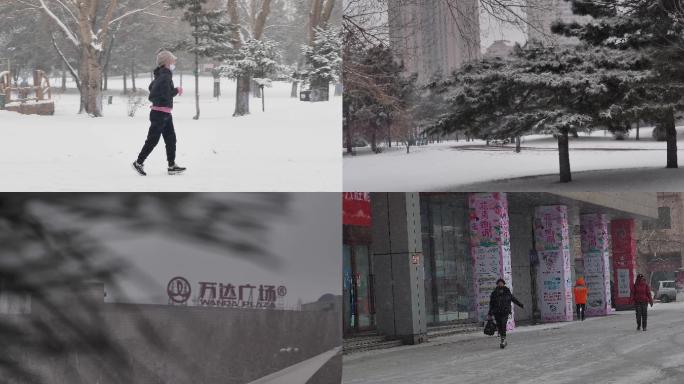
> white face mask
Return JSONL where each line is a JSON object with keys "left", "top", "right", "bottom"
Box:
{"left": 169, "top": 64, "right": 176, "bottom": 71}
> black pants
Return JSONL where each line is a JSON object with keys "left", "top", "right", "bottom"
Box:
{"left": 576, "top": 304, "right": 586, "bottom": 320}
{"left": 635, "top": 303, "right": 648, "bottom": 329}
{"left": 137, "top": 110, "right": 176, "bottom": 165}
{"left": 494, "top": 314, "right": 508, "bottom": 338}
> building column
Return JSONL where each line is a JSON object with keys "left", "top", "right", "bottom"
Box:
{"left": 533, "top": 205, "right": 574, "bottom": 322}
{"left": 580, "top": 214, "right": 612, "bottom": 316}
{"left": 468, "top": 193, "right": 514, "bottom": 330}
{"left": 370, "top": 193, "right": 426, "bottom": 344}
{"left": 611, "top": 219, "right": 637, "bottom": 310}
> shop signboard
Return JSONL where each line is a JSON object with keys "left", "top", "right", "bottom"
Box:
{"left": 343, "top": 192, "right": 371, "bottom": 227}
{"left": 167, "top": 276, "right": 287, "bottom": 309}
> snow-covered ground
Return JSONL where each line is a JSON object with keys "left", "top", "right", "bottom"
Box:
{"left": 343, "top": 128, "right": 684, "bottom": 191}
{"left": 0, "top": 75, "right": 341, "bottom": 191}
{"left": 343, "top": 301, "right": 684, "bottom": 384}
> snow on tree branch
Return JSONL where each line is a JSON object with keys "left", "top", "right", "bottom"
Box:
{"left": 38, "top": 0, "right": 79, "bottom": 46}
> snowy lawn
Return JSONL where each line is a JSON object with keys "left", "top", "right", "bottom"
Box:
{"left": 0, "top": 75, "right": 341, "bottom": 191}
{"left": 343, "top": 128, "right": 684, "bottom": 191}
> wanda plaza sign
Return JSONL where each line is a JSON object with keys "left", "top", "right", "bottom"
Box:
{"left": 167, "top": 276, "right": 287, "bottom": 309}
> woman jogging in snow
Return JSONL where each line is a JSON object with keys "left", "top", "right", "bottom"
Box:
{"left": 132, "top": 49, "right": 186, "bottom": 176}
{"left": 630, "top": 273, "right": 653, "bottom": 331}
{"left": 573, "top": 277, "right": 588, "bottom": 321}
{"left": 488, "top": 278, "right": 524, "bottom": 349}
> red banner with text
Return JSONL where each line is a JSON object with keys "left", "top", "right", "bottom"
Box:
{"left": 343, "top": 192, "right": 371, "bottom": 227}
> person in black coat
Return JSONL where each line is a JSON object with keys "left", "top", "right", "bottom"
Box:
{"left": 487, "top": 278, "right": 524, "bottom": 348}
{"left": 132, "top": 49, "right": 186, "bottom": 176}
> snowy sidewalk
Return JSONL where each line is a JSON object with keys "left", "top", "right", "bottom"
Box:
{"left": 343, "top": 302, "right": 684, "bottom": 384}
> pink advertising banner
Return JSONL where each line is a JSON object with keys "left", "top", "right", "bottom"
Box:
{"left": 534, "top": 206, "right": 573, "bottom": 322}
{"left": 580, "top": 214, "right": 611, "bottom": 316}
{"left": 468, "top": 193, "right": 514, "bottom": 330}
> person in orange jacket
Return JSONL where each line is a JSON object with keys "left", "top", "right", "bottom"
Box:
{"left": 573, "top": 277, "right": 588, "bottom": 321}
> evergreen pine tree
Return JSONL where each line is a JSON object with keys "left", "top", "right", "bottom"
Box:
{"left": 554, "top": 0, "right": 684, "bottom": 168}
{"left": 303, "top": 26, "right": 341, "bottom": 102}
{"left": 424, "top": 44, "right": 652, "bottom": 182}
{"left": 166, "top": 0, "right": 233, "bottom": 120}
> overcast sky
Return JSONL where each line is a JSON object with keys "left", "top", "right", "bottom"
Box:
{"left": 28, "top": 193, "right": 341, "bottom": 308}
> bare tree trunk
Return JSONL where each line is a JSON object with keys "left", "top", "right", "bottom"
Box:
{"left": 123, "top": 71, "right": 128, "bottom": 94}
{"left": 666, "top": 109, "right": 678, "bottom": 168}
{"left": 515, "top": 136, "right": 521, "bottom": 153}
{"left": 636, "top": 121, "right": 640, "bottom": 140}
{"left": 61, "top": 62, "right": 67, "bottom": 92}
{"left": 213, "top": 70, "right": 220, "bottom": 99}
{"left": 309, "top": 0, "right": 323, "bottom": 44}
{"left": 78, "top": 48, "right": 89, "bottom": 114}
{"left": 252, "top": 80, "right": 262, "bottom": 98}
{"left": 85, "top": 54, "right": 102, "bottom": 116}
{"left": 291, "top": 81, "right": 298, "bottom": 98}
{"left": 320, "top": 0, "right": 335, "bottom": 26}
{"left": 103, "top": 25, "right": 118, "bottom": 92}
{"left": 131, "top": 59, "right": 136, "bottom": 92}
{"left": 194, "top": 48, "right": 200, "bottom": 120}
{"left": 234, "top": 75, "right": 251, "bottom": 116}
{"left": 558, "top": 129, "right": 571, "bottom": 183}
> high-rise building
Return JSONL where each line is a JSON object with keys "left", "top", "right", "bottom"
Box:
{"left": 526, "top": 0, "right": 591, "bottom": 46}
{"left": 388, "top": 0, "right": 481, "bottom": 83}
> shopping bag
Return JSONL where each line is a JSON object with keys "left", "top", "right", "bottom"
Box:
{"left": 484, "top": 319, "right": 496, "bottom": 336}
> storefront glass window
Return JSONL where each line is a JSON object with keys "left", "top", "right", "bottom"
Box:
{"left": 354, "top": 245, "right": 373, "bottom": 329}
{"left": 343, "top": 243, "right": 375, "bottom": 333}
{"left": 421, "top": 195, "right": 475, "bottom": 324}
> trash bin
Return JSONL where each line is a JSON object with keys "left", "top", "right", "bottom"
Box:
{"left": 0, "top": 93, "right": 5, "bottom": 110}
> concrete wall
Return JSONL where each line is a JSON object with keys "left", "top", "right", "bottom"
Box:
{"left": 2, "top": 300, "right": 341, "bottom": 384}
{"left": 508, "top": 211, "right": 534, "bottom": 322}
{"left": 370, "top": 193, "right": 427, "bottom": 344}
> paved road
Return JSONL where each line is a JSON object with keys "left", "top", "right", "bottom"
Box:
{"left": 343, "top": 302, "right": 684, "bottom": 384}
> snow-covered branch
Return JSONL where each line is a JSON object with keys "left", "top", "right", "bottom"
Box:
{"left": 53, "top": 0, "right": 78, "bottom": 24}
{"left": 50, "top": 33, "right": 80, "bottom": 88}
{"left": 38, "top": 0, "right": 79, "bottom": 47}
{"left": 108, "top": 0, "right": 164, "bottom": 26}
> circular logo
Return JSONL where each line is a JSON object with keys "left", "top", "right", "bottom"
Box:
{"left": 277, "top": 285, "right": 287, "bottom": 297}
{"left": 167, "top": 276, "right": 191, "bottom": 304}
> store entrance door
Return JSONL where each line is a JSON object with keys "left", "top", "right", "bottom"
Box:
{"left": 343, "top": 244, "right": 375, "bottom": 335}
